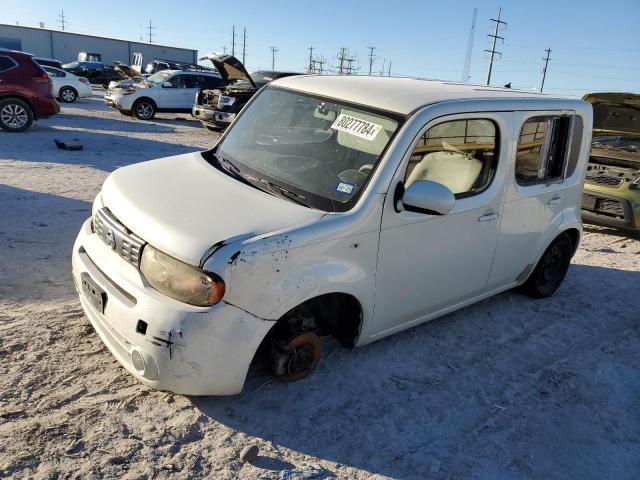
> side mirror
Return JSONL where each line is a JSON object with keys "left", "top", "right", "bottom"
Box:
{"left": 401, "top": 180, "right": 455, "bottom": 215}
{"left": 162, "top": 81, "right": 173, "bottom": 88}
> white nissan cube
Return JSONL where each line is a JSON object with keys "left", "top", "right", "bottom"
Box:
{"left": 72, "top": 76, "right": 592, "bottom": 395}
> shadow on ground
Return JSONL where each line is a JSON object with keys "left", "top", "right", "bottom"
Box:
{"left": 0, "top": 185, "right": 90, "bottom": 302}
{"left": 192, "top": 264, "right": 640, "bottom": 479}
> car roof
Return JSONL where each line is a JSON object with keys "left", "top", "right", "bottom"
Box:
{"left": 271, "top": 75, "right": 576, "bottom": 115}
{"left": 164, "top": 69, "right": 221, "bottom": 77}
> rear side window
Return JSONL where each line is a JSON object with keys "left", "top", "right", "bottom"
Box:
{"left": 0, "top": 55, "right": 17, "bottom": 73}
{"left": 404, "top": 118, "right": 499, "bottom": 197}
{"left": 516, "top": 116, "right": 575, "bottom": 185}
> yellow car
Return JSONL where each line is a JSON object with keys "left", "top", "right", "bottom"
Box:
{"left": 581, "top": 93, "right": 640, "bottom": 230}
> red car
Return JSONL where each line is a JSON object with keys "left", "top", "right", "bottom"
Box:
{"left": 0, "top": 49, "right": 59, "bottom": 132}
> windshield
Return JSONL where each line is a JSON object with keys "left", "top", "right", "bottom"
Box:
{"left": 145, "top": 71, "right": 173, "bottom": 85}
{"left": 216, "top": 87, "right": 401, "bottom": 212}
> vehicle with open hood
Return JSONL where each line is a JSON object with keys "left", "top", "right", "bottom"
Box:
{"left": 105, "top": 68, "right": 224, "bottom": 120}
{"left": 72, "top": 76, "right": 592, "bottom": 395}
{"left": 192, "top": 53, "right": 301, "bottom": 130}
{"left": 581, "top": 93, "right": 640, "bottom": 231}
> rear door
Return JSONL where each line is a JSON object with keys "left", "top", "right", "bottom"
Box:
{"left": 488, "top": 111, "right": 579, "bottom": 289}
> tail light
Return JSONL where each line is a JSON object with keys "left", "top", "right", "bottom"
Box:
{"left": 32, "top": 72, "right": 50, "bottom": 84}
{"left": 79, "top": 77, "right": 90, "bottom": 85}
{"left": 122, "top": 88, "right": 135, "bottom": 95}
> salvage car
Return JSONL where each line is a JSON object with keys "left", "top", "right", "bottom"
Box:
{"left": 72, "top": 76, "right": 592, "bottom": 395}
{"left": 42, "top": 66, "right": 92, "bottom": 103}
{"left": 581, "top": 93, "right": 639, "bottom": 230}
{"left": 62, "top": 60, "right": 122, "bottom": 88}
{"left": 0, "top": 49, "right": 59, "bottom": 131}
{"left": 192, "top": 53, "right": 301, "bottom": 130}
{"left": 106, "top": 69, "right": 224, "bottom": 120}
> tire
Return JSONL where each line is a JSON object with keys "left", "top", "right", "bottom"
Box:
{"left": 59, "top": 86, "right": 77, "bottom": 103}
{"left": 520, "top": 233, "right": 572, "bottom": 298}
{"left": 133, "top": 99, "right": 156, "bottom": 120}
{"left": 118, "top": 109, "right": 132, "bottom": 117}
{"left": 0, "top": 98, "right": 34, "bottom": 132}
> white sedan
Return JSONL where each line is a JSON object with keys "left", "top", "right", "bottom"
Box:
{"left": 42, "top": 66, "right": 93, "bottom": 103}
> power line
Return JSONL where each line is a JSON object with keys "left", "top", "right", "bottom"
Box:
{"left": 269, "top": 46, "right": 278, "bottom": 70}
{"left": 461, "top": 8, "right": 477, "bottom": 83}
{"left": 367, "top": 46, "right": 376, "bottom": 75}
{"left": 57, "top": 10, "right": 67, "bottom": 31}
{"left": 147, "top": 19, "right": 155, "bottom": 43}
{"left": 484, "top": 7, "right": 507, "bottom": 86}
{"left": 540, "top": 48, "right": 551, "bottom": 93}
{"left": 335, "top": 48, "right": 359, "bottom": 75}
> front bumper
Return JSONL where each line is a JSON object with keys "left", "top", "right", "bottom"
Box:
{"left": 192, "top": 105, "right": 235, "bottom": 127}
{"left": 72, "top": 218, "right": 274, "bottom": 395}
{"left": 581, "top": 190, "right": 638, "bottom": 230}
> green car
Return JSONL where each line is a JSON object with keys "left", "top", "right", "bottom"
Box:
{"left": 581, "top": 93, "right": 640, "bottom": 230}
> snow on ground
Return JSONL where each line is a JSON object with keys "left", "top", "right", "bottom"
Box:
{"left": 1, "top": 93, "right": 639, "bottom": 479}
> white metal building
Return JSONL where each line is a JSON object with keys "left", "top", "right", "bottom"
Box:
{"left": 0, "top": 24, "right": 197, "bottom": 65}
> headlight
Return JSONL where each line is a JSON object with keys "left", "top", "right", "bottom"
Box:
{"left": 217, "top": 95, "right": 236, "bottom": 108}
{"left": 140, "top": 245, "right": 225, "bottom": 306}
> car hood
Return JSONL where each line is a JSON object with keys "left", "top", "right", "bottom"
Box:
{"left": 112, "top": 61, "right": 142, "bottom": 80}
{"left": 100, "top": 152, "right": 324, "bottom": 266}
{"left": 200, "top": 53, "right": 255, "bottom": 88}
{"left": 583, "top": 92, "right": 640, "bottom": 168}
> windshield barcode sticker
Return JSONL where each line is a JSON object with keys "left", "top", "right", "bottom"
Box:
{"left": 331, "top": 114, "right": 383, "bottom": 141}
{"left": 336, "top": 182, "right": 355, "bottom": 194}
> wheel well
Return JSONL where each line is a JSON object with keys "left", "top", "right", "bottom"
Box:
{"left": 564, "top": 228, "right": 580, "bottom": 256}
{"left": 134, "top": 97, "right": 156, "bottom": 108}
{"left": 61, "top": 85, "right": 77, "bottom": 93}
{"left": 0, "top": 94, "right": 35, "bottom": 118}
{"left": 272, "top": 293, "right": 363, "bottom": 348}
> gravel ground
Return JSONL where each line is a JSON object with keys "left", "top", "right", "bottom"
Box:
{"left": 0, "top": 94, "right": 639, "bottom": 479}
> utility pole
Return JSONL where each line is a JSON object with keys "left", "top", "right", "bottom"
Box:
{"left": 367, "top": 46, "right": 376, "bottom": 75}
{"left": 540, "top": 48, "right": 552, "bottom": 92}
{"left": 484, "top": 7, "right": 507, "bottom": 86}
{"left": 337, "top": 47, "right": 346, "bottom": 75}
{"left": 269, "top": 46, "right": 278, "bottom": 70}
{"left": 222, "top": 46, "right": 227, "bottom": 54}
{"left": 147, "top": 20, "right": 155, "bottom": 43}
{"left": 388, "top": 60, "right": 391, "bottom": 77}
{"left": 231, "top": 26, "right": 236, "bottom": 56}
{"left": 57, "top": 10, "right": 67, "bottom": 31}
{"left": 308, "top": 46, "right": 314, "bottom": 73}
{"left": 380, "top": 58, "right": 385, "bottom": 76}
{"left": 461, "top": 8, "right": 477, "bottom": 83}
{"left": 242, "top": 27, "right": 247, "bottom": 65}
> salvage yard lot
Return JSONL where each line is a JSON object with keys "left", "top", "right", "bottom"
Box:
{"left": 1, "top": 94, "right": 639, "bottom": 479}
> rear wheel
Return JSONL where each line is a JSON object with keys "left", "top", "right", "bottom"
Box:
{"left": 520, "top": 233, "right": 572, "bottom": 298}
{"left": 133, "top": 99, "right": 156, "bottom": 120}
{"left": 59, "top": 86, "right": 77, "bottom": 103}
{"left": 0, "top": 98, "right": 33, "bottom": 132}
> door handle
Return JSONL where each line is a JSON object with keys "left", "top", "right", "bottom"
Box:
{"left": 478, "top": 212, "right": 499, "bottom": 222}
{"left": 547, "top": 196, "right": 561, "bottom": 206}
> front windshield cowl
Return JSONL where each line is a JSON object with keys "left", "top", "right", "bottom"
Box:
{"left": 215, "top": 87, "right": 402, "bottom": 212}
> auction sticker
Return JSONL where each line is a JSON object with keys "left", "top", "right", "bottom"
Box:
{"left": 336, "top": 182, "right": 355, "bottom": 194}
{"left": 331, "top": 114, "right": 383, "bottom": 141}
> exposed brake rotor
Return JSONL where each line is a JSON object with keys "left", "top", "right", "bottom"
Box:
{"left": 272, "top": 332, "right": 322, "bottom": 382}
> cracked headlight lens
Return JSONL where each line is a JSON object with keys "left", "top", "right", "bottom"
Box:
{"left": 140, "top": 245, "right": 225, "bottom": 306}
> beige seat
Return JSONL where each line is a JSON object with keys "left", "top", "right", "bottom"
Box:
{"left": 405, "top": 151, "right": 483, "bottom": 194}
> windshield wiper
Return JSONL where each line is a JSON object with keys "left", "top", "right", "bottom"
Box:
{"left": 243, "top": 174, "right": 309, "bottom": 207}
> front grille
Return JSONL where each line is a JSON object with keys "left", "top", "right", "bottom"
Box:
{"left": 597, "top": 198, "right": 625, "bottom": 218}
{"left": 93, "top": 208, "right": 145, "bottom": 266}
{"left": 585, "top": 173, "right": 623, "bottom": 187}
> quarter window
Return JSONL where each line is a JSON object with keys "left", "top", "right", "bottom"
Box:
{"left": 516, "top": 116, "right": 572, "bottom": 185}
{"left": 0, "top": 56, "right": 17, "bottom": 73}
{"left": 404, "top": 119, "right": 498, "bottom": 197}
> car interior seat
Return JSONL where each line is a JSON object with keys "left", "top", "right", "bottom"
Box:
{"left": 405, "top": 151, "right": 483, "bottom": 194}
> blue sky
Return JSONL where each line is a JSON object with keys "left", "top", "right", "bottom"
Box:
{"left": 3, "top": 0, "right": 639, "bottom": 97}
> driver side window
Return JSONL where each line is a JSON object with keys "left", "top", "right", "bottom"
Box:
{"left": 404, "top": 119, "right": 498, "bottom": 197}
{"left": 169, "top": 74, "right": 186, "bottom": 88}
